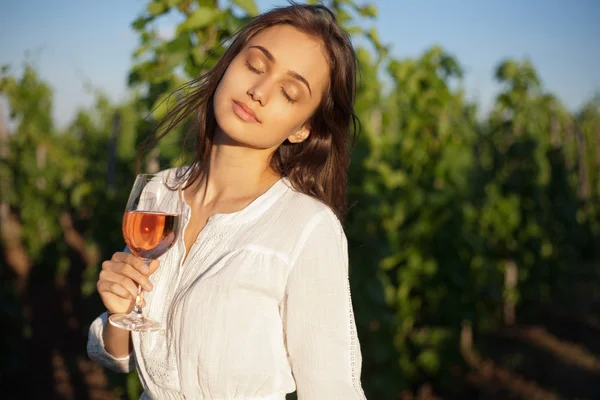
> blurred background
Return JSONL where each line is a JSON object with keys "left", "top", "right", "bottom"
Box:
{"left": 1, "top": 0, "right": 599, "bottom": 399}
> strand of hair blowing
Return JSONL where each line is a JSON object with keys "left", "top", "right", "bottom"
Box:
{"left": 137, "top": 3, "right": 359, "bottom": 220}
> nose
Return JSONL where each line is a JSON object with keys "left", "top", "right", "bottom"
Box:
{"left": 247, "top": 78, "right": 272, "bottom": 107}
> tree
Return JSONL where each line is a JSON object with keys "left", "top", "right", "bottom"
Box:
{"left": 345, "top": 45, "right": 486, "bottom": 394}
{"left": 576, "top": 95, "right": 600, "bottom": 243}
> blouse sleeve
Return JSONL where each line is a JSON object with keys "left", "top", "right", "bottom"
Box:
{"left": 283, "top": 209, "right": 367, "bottom": 399}
{"left": 86, "top": 311, "right": 136, "bottom": 373}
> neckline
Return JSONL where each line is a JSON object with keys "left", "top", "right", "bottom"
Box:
{"left": 182, "top": 177, "right": 290, "bottom": 225}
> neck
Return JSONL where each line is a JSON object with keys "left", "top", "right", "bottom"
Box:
{"left": 191, "top": 129, "right": 280, "bottom": 206}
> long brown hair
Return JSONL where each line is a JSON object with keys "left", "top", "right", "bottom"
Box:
{"left": 138, "top": 3, "right": 359, "bottom": 220}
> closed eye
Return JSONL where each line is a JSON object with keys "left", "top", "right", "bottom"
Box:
{"left": 281, "top": 88, "right": 296, "bottom": 104}
{"left": 245, "top": 61, "right": 262, "bottom": 74}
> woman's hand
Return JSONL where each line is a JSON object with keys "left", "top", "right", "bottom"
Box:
{"left": 96, "top": 252, "right": 159, "bottom": 315}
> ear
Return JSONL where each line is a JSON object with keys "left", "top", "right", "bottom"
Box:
{"left": 287, "top": 125, "right": 311, "bottom": 144}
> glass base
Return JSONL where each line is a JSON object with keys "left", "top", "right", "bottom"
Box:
{"left": 109, "top": 312, "right": 162, "bottom": 332}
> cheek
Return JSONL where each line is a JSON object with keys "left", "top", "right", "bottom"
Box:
{"left": 266, "top": 103, "right": 314, "bottom": 137}
{"left": 267, "top": 113, "right": 300, "bottom": 138}
{"left": 214, "top": 69, "right": 233, "bottom": 106}
{"left": 213, "top": 68, "right": 239, "bottom": 124}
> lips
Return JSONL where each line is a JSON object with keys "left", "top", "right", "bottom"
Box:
{"left": 232, "top": 100, "right": 260, "bottom": 123}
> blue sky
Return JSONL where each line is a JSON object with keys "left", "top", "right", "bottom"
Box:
{"left": 1, "top": 0, "right": 598, "bottom": 127}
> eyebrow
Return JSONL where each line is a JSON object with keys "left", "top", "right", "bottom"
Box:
{"left": 248, "top": 45, "right": 312, "bottom": 97}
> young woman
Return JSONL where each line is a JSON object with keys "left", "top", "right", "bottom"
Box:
{"left": 88, "top": 3, "right": 366, "bottom": 399}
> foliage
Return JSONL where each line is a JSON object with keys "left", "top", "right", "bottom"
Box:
{"left": 0, "top": 0, "right": 599, "bottom": 399}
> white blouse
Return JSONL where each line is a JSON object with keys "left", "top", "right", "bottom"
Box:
{"left": 87, "top": 168, "right": 366, "bottom": 399}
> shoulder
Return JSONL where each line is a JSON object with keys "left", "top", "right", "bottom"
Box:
{"left": 278, "top": 179, "right": 346, "bottom": 242}
{"left": 280, "top": 185, "right": 348, "bottom": 268}
{"left": 282, "top": 179, "right": 341, "bottom": 221}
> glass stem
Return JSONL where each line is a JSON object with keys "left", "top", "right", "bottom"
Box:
{"left": 132, "top": 285, "right": 144, "bottom": 317}
{"left": 132, "top": 259, "right": 152, "bottom": 318}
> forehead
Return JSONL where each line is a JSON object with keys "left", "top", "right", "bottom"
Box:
{"left": 245, "top": 25, "right": 330, "bottom": 92}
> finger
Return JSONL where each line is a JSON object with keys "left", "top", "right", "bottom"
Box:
{"left": 104, "top": 261, "right": 153, "bottom": 292}
{"left": 147, "top": 259, "right": 160, "bottom": 275}
{"left": 97, "top": 280, "right": 134, "bottom": 300}
{"left": 111, "top": 252, "right": 150, "bottom": 274}
{"left": 99, "top": 270, "right": 139, "bottom": 300}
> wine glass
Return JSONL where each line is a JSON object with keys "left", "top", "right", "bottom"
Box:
{"left": 108, "top": 173, "right": 183, "bottom": 332}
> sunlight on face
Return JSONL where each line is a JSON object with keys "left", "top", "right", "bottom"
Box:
{"left": 213, "top": 25, "right": 330, "bottom": 150}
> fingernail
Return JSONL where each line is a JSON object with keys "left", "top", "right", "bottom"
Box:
{"left": 145, "top": 282, "right": 153, "bottom": 291}
{"left": 141, "top": 265, "right": 149, "bottom": 274}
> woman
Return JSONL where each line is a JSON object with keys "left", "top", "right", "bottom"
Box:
{"left": 88, "top": 3, "right": 366, "bottom": 399}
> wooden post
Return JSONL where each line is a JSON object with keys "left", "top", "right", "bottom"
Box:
{"left": 106, "top": 112, "right": 120, "bottom": 191}
{"left": 550, "top": 116, "right": 560, "bottom": 149}
{"left": 575, "top": 123, "right": 590, "bottom": 200}
{"left": 504, "top": 259, "right": 517, "bottom": 325}
{"left": 0, "top": 105, "right": 6, "bottom": 158}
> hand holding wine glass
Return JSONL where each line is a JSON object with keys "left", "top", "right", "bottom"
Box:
{"left": 100, "top": 173, "right": 183, "bottom": 332}
{"left": 97, "top": 253, "right": 159, "bottom": 315}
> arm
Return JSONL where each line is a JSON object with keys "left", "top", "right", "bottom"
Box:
{"left": 87, "top": 251, "right": 158, "bottom": 373}
{"left": 87, "top": 312, "right": 135, "bottom": 373}
{"left": 103, "top": 320, "right": 133, "bottom": 358}
{"left": 283, "top": 209, "right": 366, "bottom": 400}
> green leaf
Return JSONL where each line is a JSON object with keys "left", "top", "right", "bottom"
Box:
{"left": 150, "top": 92, "right": 171, "bottom": 120}
{"left": 131, "top": 16, "right": 153, "bottom": 31}
{"left": 197, "top": 0, "right": 216, "bottom": 7}
{"left": 224, "top": 10, "right": 246, "bottom": 33}
{"left": 191, "top": 45, "right": 209, "bottom": 67}
{"left": 165, "top": 33, "right": 191, "bottom": 53}
{"left": 176, "top": 7, "right": 222, "bottom": 34}
{"left": 366, "top": 27, "right": 384, "bottom": 51}
{"left": 133, "top": 43, "right": 151, "bottom": 58}
{"left": 147, "top": 1, "right": 167, "bottom": 16}
{"left": 357, "top": 4, "right": 377, "bottom": 18}
{"left": 232, "top": 0, "right": 259, "bottom": 17}
{"left": 126, "top": 372, "right": 143, "bottom": 400}
{"left": 336, "top": 8, "right": 352, "bottom": 24}
{"left": 184, "top": 57, "right": 201, "bottom": 78}
{"left": 71, "top": 182, "right": 92, "bottom": 207}
{"left": 345, "top": 25, "right": 362, "bottom": 35}
{"left": 417, "top": 349, "right": 440, "bottom": 374}
{"left": 163, "top": 51, "right": 187, "bottom": 70}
